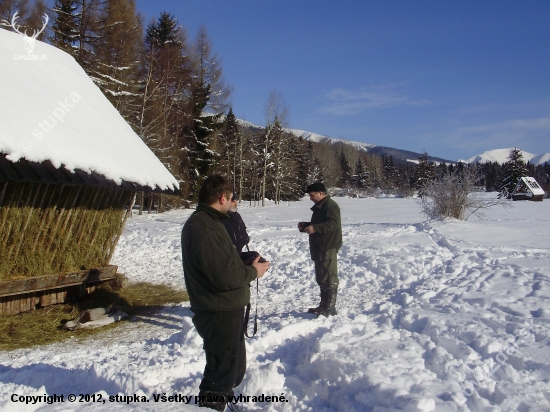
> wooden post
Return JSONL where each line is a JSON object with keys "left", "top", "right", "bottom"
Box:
{"left": 6, "top": 183, "right": 36, "bottom": 261}
{"left": 1, "top": 183, "right": 27, "bottom": 248}
{"left": 45, "top": 185, "right": 72, "bottom": 252}
{"left": 50, "top": 185, "right": 82, "bottom": 265}
{"left": 75, "top": 186, "right": 100, "bottom": 245}
{"left": 32, "top": 184, "right": 64, "bottom": 253}
{"left": 0, "top": 182, "right": 15, "bottom": 241}
{"left": 77, "top": 186, "right": 105, "bottom": 245}
{"left": 12, "top": 184, "right": 43, "bottom": 259}
{"left": 148, "top": 192, "right": 153, "bottom": 214}
{"left": 105, "top": 193, "right": 133, "bottom": 263}
{"left": 0, "top": 182, "right": 7, "bottom": 206}
{"left": 89, "top": 188, "right": 115, "bottom": 247}
{"left": 128, "top": 192, "right": 136, "bottom": 218}
{"left": 57, "top": 186, "right": 90, "bottom": 258}
{"left": 2, "top": 222, "right": 12, "bottom": 250}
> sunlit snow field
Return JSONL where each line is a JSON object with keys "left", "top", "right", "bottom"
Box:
{"left": 1, "top": 196, "right": 549, "bottom": 411}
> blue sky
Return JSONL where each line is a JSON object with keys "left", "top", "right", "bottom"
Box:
{"left": 136, "top": 0, "right": 550, "bottom": 161}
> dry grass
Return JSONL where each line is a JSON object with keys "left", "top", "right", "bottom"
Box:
{"left": 0, "top": 282, "right": 188, "bottom": 351}
{"left": 0, "top": 183, "right": 132, "bottom": 281}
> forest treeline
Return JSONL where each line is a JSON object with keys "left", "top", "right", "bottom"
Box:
{"left": 1, "top": 0, "right": 549, "bottom": 204}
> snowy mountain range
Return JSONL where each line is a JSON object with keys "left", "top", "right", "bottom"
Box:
{"left": 460, "top": 148, "right": 550, "bottom": 166}
{"left": 236, "top": 119, "right": 452, "bottom": 164}
{"left": 236, "top": 119, "right": 550, "bottom": 166}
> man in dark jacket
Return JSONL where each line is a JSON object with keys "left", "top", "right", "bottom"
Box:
{"left": 298, "top": 182, "right": 342, "bottom": 317}
{"left": 221, "top": 193, "right": 250, "bottom": 254}
{"left": 181, "top": 175, "right": 269, "bottom": 411}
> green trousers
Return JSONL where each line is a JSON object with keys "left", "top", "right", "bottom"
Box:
{"left": 313, "top": 248, "right": 339, "bottom": 289}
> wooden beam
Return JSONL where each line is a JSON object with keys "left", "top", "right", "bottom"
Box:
{"left": 0, "top": 265, "right": 117, "bottom": 298}
{"left": 0, "top": 182, "right": 7, "bottom": 206}
{"left": 32, "top": 184, "right": 64, "bottom": 252}
{"left": 12, "top": 183, "right": 43, "bottom": 259}
{"left": 105, "top": 194, "right": 132, "bottom": 263}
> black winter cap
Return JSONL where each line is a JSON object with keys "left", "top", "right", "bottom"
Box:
{"left": 306, "top": 182, "right": 326, "bottom": 193}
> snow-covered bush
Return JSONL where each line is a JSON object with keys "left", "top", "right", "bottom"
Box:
{"left": 418, "top": 168, "right": 508, "bottom": 220}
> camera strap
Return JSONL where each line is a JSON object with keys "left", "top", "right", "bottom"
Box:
{"left": 244, "top": 245, "right": 258, "bottom": 338}
{"left": 244, "top": 279, "right": 258, "bottom": 338}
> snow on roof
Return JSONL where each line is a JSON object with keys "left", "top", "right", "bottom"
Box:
{"left": 515, "top": 177, "right": 545, "bottom": 196}
{"left": 0, "top": 29, "right": 178, "bottom": 191}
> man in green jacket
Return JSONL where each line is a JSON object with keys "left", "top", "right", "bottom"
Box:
{"left": 298, "top": 182, "right": 342, "bottom": 317}
{"left": 182, "top": 175, "right": 269, "bottom": 411}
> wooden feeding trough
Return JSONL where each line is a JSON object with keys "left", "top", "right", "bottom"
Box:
{"left": 0, "top": 29, "right": 180, "bottom": 314}
{"left": 0, "top": 155, "right": 179, "bottom": 314}
{"left": 511, "top": 177, "right": 545, "bottom": 202}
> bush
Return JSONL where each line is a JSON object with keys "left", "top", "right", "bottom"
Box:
{"left": 418, "top": 168, "right": 508, "bottom": 220}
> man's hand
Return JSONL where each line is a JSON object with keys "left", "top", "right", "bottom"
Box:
{"left": 251, "top": 255, "right": 270, "bottom": 278}
{"left": 298, "top": 222, "right": 311, "bottom": 232}
{"left": 304, "top": 225, "right": 316, "bottom": 234}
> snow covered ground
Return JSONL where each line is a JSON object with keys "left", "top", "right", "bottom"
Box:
{"left": 1, "top": 196, "right": 549, "bottom": 411}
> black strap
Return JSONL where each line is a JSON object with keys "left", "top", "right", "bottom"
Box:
{"left": 244, "top": 278, "right": 258, "bottom": 338}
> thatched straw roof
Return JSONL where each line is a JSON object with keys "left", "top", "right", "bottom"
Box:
{"left": 0, "top": 29, "right": 178, "bottom": 194}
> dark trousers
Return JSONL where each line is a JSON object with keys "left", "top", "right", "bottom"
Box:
{"left": 192, "top": 307, "right": 246, "bottom": 393}
{"left": 313, "top": 248, "right": 339, "bottom": 290}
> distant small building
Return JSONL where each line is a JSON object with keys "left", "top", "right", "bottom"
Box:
{"left": 511, "top": 177, "right": 545, "bottom": 201}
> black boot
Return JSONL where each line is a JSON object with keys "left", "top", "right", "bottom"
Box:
{"left": 198, "top": 390, "right": 233, "bottom": 411}
{"left": 318, "top": 287, "right": 337, "bottom": 317}
{"left": 308, "top": 288, "right": 327, "bottom": 314}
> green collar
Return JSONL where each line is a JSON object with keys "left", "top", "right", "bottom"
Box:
{"left": 196, "top": 203, "right": 230, "bottom": 220}
{"left": 311, "top": 195, "right": 330, "bottom": 211}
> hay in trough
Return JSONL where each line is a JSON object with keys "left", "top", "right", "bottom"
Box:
{"left": 0, "top": 182, "right": 133, "bottom": 281}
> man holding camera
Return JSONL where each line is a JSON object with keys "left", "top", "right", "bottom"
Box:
{"left": 221, "top": 192, "right": 250, "bottom": 255}
{"left": 298, "top": 182, "right": 342, "bottom": 317}
{"left": 181, "top": 175, "right": 270, "bottom": 411}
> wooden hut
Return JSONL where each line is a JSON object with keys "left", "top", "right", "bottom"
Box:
{"left": 511, "top": 177, "right": 545, "bottom": 201}
{"left": 0, "top": 29, "right": 179, "bottom": 314}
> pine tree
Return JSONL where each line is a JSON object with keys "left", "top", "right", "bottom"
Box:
{"left": 382, "top": 154, "right": 398, "bottom": 192}
{"left": 218, "top": 107, "right": 239, "bottom": 184}
{"left": 353, "top": 157, "right": 369, "bottom": 189}
{"left": 415, "top": 151, "right": 436, "bottom": 197}
{"left": 48, "top": 0, "right": 78, "bottom": 53}
{"left": 294, "top": 138, "right": 311, "bottom": 194}
{"left": 499, "top": 148, "right": 529, "bottom": 198}
{"left": 140, "top": 11, "right": 191, "bottom": 184}
{"left": 92, "top": 0, "right": 142, "bottom": 128}
{"left": 186, "top": 82, "right": 222, "bottom": 199}
{"left": 337, "top": 149, "right": 352, "bottom": 187}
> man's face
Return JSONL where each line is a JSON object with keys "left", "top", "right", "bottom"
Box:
{"left": 308, "top": 192, "right": 324, "bottom": 204}
{"left": 221, "top": 192, "right": 233, "bottom": 213}
{"left": 229, "top": 199, "right": 238, "bottom": 212}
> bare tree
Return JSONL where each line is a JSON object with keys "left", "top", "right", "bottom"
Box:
{"left": 418, "top": 167, "right": 509, "bottom": 220}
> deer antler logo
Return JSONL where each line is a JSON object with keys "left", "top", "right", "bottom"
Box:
{"left": 9, "top": 11, "right": 49, "bottom": 54}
